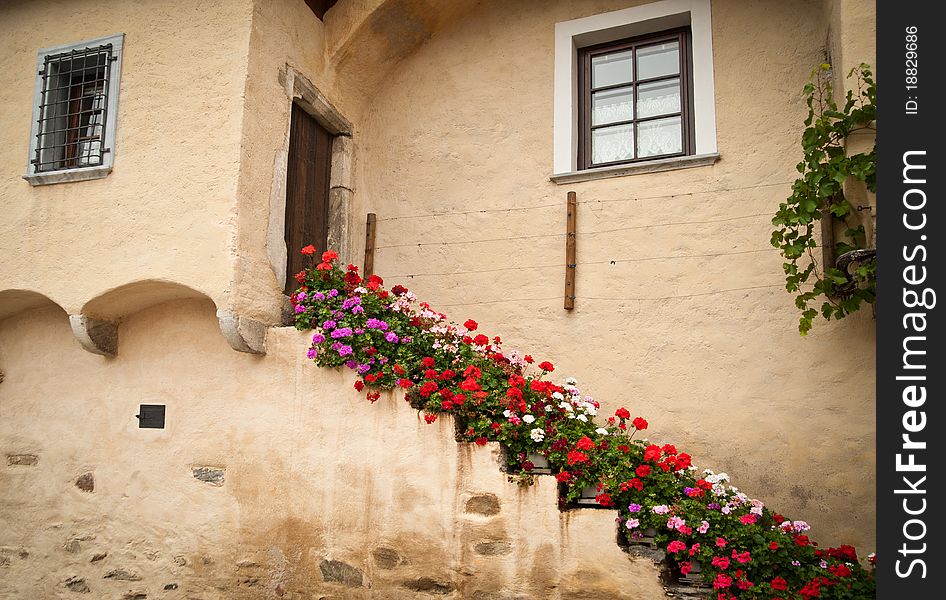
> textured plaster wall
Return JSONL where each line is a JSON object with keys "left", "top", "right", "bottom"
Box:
{"left": 0, "top": 0, "right": 254, "bottom": 316}
{"left": 355, "top": 0, "right": 876, "bottom": 553}
{"left": 0, "top": 302, "right": 668, "bottom": 599}
{"left": 230, "top": 0, "right": 341, "bottom": 323}
{"left": 229, "top": 0, "right": 482, "bottom": 323}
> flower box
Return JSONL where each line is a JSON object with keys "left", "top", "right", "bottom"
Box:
{"left": 526, "top": 452, "right": 552, "bottom": 474}
{"left": 679, "top": 559, "right": 710, "bottom": 587}
{"left": 625, "top": 526, "right": 658, "bottom": 547}
{"left": 576, "top": 484, "right": 606, "bottom": 506}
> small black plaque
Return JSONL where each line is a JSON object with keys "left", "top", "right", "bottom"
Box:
{"left": 136, "top": 404, "right": 166, "bottom": 429}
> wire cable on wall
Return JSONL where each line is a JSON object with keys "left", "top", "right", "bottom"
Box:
{"left": 433, "top": 283, "right": 788, "bottom": 308}
{"left": 372, "top": 180, "right": 794, "bottom": 223}
{"left": 384, "top": 247, "right": 782, "bottom": 279}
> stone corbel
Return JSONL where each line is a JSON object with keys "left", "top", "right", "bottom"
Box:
{"left": 69, "top": 315, "right": 119, "bottom": 357}
{"left": 217, "top": 310, "right": 267, "bottom": 355}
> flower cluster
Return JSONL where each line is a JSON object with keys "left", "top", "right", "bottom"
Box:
{"left": 292, "top": 249, "right": 876, "bottom": 599}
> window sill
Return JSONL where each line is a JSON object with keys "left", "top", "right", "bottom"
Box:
{"left": 23, "top": 165, "right": 112, "bottom": 186}
{"left": 550, "top": 153, "right": 720, "bottom": 184}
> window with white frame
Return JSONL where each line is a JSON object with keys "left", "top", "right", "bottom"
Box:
{"left": 24, "top": 33, "right": 124, "bottom": 186}
{"left": 552, "top": 0, "right": 718, "bottom": 181}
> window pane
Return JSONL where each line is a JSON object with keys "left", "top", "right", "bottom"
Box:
{"left": 592, "top": 124, "right": 634, "bottom": 164}
{"left": 592, "top": 50, "right": 633, "bottom": 88}
{"left": 636, "top": 40, "right": 679, "bottom": 80}
{"left": 637, "top": 78, "right": 680, "bottom": 118}
{"left": 637, "top": 116, "right": 682, "bottom": 157}
{"left": 592, "top": 87, "right": 633, "bottom": 126}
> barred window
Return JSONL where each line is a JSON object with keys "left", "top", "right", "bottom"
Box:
{"left": 24, "top": 34, "right": 124, "bottom": 186}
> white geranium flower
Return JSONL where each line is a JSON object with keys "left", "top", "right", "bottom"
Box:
{"left": 565, "top": 376, "right": 578, "bottom": 386}
{"left": 551, "top": 392, "right": 564, "bottom": 401}
{"left": 530, "top": 428, "right": 545, "bottom": 442}
{"left": 595, "top": 427, "right": 608, "bottom": 435}
{"left": 502, "top": 409, "right": 512, "bottom": 418}
{"left": 576, "top": 414, "right": 588, "bottom": 422}
{"left": 523, "top": 414, "right": 536, "bottom": 424}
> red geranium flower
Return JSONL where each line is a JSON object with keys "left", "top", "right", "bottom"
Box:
{"left": 523, "top": 355, "right": 534, "bottom": 363}
{"left": 643, "top": 444, "right": 662, "bottom": 461}
{"left": 566, "top": 451, "right": 588, "bottom": 465}
{"left": 300, "top": 244, "right": 316, "bottom": 255}
{"left": 828, "top": 564, "right": 852, "bottom": 578}
{"left": 463, "top": 319, "right": 478, "bottom": 330}
{"left": 353, "top": 381, "right": 365, "bottom": 392}
{"left": 632, "top": 417, "right": 648, "bottom": 430}
{"left": 667, "top": 540, "right": 687, "bottom": 554}
{"left": 635, "top": 464, "right": 651, "bottom": 477}
{"left": 615, "top": 407, "right": 630, "bottom": 419}
{"left": 575, "top": 436, "right": 596, "bottom": 451}
{"left": 391, "top": 284, "right": 408, "bottom": 296}
{"left": 555, "top": 471, "right": 571, "bottom": 482}
{"left": 595, "top": 493, "right": 613, "bottom": 506}
{"left": 294, "top": 271, "right": 307, "bottom": 283}
{"left": 713, "top": 574, "right": 733, "bottom": 589}
{"left": 321, "top": 250, "right": 338, "bottom": 262}
{"left": 475, "top": 437, "right": 488, "bottom": 446}
{"left": 770, "top": 577, "right": 788, "bottom": 591}
{"left": 538, "top": 361, "right": 554, "bottom": 372}
{"left": 316, "top": 262, "right": 332, "bottom": 271}
{"left": 422, "top": 356, "right": 435, "bottom": 367}
{"left": 769, "top": 541, "right": 779, "bottom": 550}
{"left": 473, "top": 334, "right": 489, "bottom": 346}
{"left": 827, "top": 545, "right": 858, "bottom": 561}
{"left": 424, "top": 413, "right": 437, "bottom": 424}
{"left": 799, "top": 579, "right": 820, "bottom": 599}
{"left": 712, "top": 556, "right": 730, "bottom": 570}
{"left": 366, "top": 391, "right": 380, "bottom": 403}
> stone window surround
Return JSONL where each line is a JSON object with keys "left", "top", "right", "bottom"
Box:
{"left": 23, "top": 33, "right": 125, "bottom": 186}
{"left": 267, "top": 66, "right": 354, "bottom": 294}
{"left": 551, "top": 0, "right": 718, "bottom": 182}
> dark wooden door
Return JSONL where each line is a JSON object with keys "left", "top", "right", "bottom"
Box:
{"left": 285, "top": 102, "right": 332, "bottom": 294}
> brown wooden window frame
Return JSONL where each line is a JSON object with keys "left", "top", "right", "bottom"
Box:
{"left": 577, "top": 28, "right": 694, "bottom": 170}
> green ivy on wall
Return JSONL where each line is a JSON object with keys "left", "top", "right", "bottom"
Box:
{"left": 771, "top": 63, "right": 877, "bottom": 335}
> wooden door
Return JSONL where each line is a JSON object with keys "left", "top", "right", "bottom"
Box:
{"left": 285, "top": 102, "right": 332, "bottom": 294}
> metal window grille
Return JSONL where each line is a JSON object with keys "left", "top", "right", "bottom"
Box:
{"left": 33, "top": 44, "right": 114, "bottom": 173}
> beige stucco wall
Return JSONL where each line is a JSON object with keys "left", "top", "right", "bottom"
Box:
{"left": 354, "top": 0, "right": 876, "bottom": 554}
{"left": 0, "top": 301, "right": 668, "bottom": 599}
{"left": 0, "top": 0, "right": 253, "bottom": 317}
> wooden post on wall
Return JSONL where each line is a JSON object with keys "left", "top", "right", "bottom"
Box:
{"left": 364, "top": 213, "right": 377, "bottom": 277}
{"left": 564, "top": 192, "right": 577, "bottom": 310}
{"left": 820, "top": 210, "right": 836, "bottom": 276}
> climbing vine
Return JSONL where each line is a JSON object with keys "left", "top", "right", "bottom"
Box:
{"left": 771, "top": 63, "right": 877, "bottom": 335}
